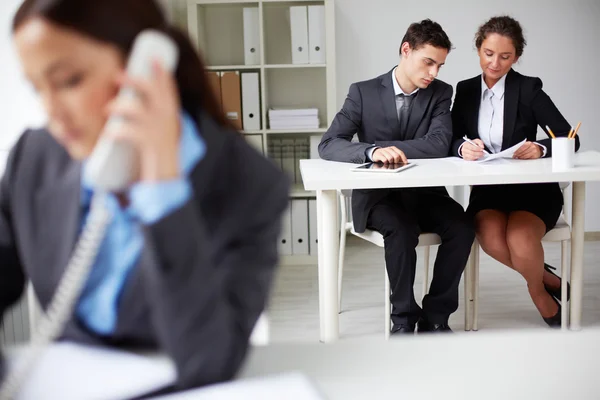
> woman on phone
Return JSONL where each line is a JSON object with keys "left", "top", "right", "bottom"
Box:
{"left": 0, "top": 0, "right": 288, "bottom": 392}
{"left": 451, "top": 16, "right": 580, "bottom": 327}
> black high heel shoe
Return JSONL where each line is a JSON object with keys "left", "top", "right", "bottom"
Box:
{"left": 543, "top": 294, "right": 562, "bottom": 328}
{"left": 544, "top": 263, "right": 570, "bottom": 302}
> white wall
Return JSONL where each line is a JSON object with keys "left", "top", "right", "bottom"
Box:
{"left": 334, "top": 0, "right": 600, "bottom": 231}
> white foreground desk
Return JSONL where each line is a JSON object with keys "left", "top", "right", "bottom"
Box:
{"left": 300, "top": 152, "right": 600, "bottom": 342}
{"left": 9, "top": 329, "right": 600, "bottom": 399}
{"left": 239, "top": 329, "right": 600, "bottom": 400}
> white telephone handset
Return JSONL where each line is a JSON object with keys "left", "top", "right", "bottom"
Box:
{"left": 85, "top": 30, "right": 179, "bottom": 192}
{"left": 0, "top": 30, "right": 179, "bottom": 400}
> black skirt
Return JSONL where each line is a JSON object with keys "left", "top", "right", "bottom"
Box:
{"left": 467, "top": 183, "right": 563, "bottom": 232}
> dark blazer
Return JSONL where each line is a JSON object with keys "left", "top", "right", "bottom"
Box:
{"left": 0, "top": 112, "right": 289, "bottom": 391}
{"left": 451, "top": 68, "right": 580, "bottom": 156}
{"left": 319, "top": 68, "right": 454, "bottom": 232}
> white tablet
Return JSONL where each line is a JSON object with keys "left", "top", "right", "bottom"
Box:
{"left": 351, "top": 162, "right": 416, "bottom": 173}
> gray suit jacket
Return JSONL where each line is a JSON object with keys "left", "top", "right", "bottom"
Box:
{"left": 319, "top": 68, "right": 453, "bottom": 232}
{"left": 0, "top": 113, "right": 289, "bottom": 391}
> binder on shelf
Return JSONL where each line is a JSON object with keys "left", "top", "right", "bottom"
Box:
{"left": 207, "top": 71, "right": 222, "bottom": 112}
{"left": 308, "top": 198, "right": 318, "bottom": 255}
{"left": 244, "top": 134, "right": 263, "bottom": 155}
{"left": 268, "top": 137, "right": 283, "bottom": 170}
{"left": 220, "top": 71, "right": 242, "bottom": 130}
{"left": 279, "top": 202, "right": 293, "bottom": 256}
{"left": 243, "top": 7, "right": 260, "bottom": 65}
{"left": 310, "top": 135, "right": 322, "bottom": 159}
{"left": 308, "top": 5, "right": 326, "bottom": 64}
{"left": 289, "top": 6, "right": 309, "bottom": 64}
{"left": 294, "top": 137, "right": 309, "bottom": 184}
{"left": 291, "top": 199, "right": 309, "bottom": 255}
{"left": 281, "top": 138, "right": 296, "bottom": 181}
{"left": 241, "top": 72, "right": 261, "bottom": 131}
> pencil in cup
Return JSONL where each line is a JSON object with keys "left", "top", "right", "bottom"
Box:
{"left": 548, "top": 124, "right": 578, "bottom": 171}
{"left": 569, "top": 122, "right": 582, "bottom": 139}
{"left": 546, "top": 124, "right": 581, "bottom": 140}
{"left": 545, "top": 125, "right": 557, "bottom": 139}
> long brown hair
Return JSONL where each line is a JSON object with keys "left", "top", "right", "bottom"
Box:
{"left": 12, "top": 0, "right": 230, "bottom": 128}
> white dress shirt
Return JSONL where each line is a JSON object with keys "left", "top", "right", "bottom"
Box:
{"left": 478, "top": 73, "right": 506, "bottom": 153}
{"left": 459, "top": 74, "right": 546, "bottom": 157}
{"left": 366, "top": 67, "right": 419, "bottom": 161}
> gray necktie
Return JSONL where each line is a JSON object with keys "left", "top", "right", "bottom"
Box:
{"left": 398, "top": 93, "right": 414, "bottom": 134}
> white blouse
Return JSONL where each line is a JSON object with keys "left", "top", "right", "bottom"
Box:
{"left": 477, "top": 74, "right": 506, "bottom": 154}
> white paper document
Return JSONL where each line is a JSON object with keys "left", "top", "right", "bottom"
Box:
{"left": 476, "top": 139, "right": 527, "bottom": 163}
{"left": 152, "top": 372, "right": 324, "bottom": 400}
{"left": 8, "top": 342, "right": 176, "bottom": 400}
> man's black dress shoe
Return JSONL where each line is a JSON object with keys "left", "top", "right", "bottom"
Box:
{"left": 390, "top": 324, "right": 415, "bottom": 335}
{"left": 417, "top": 318, "right": 453, "bottom": 333}
{"left": 544, "top": 263, "right": 570, "bottom": 302}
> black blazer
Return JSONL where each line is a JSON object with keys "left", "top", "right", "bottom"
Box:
{"left": 0, "top": 112, "right": 289, "bottom": 391}
{"left": 319, "top": 68, "right": 454, "bottom": 232}
{"left": 451, "top": 68, "right": 580, "bottom": 156}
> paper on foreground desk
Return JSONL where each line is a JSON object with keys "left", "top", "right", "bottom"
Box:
{"left": 8, "top": 328, "right": 600, "bottom": 399}
{"left": 7, "top": 343, "right": 323, "bottom": 400}
{"left": 8, "top": 343, "right": 176, "bottom": 400}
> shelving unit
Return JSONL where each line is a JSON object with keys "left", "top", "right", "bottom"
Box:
{"left": 185, "top": 0, "right": 335, "bottom": 152}
{"left": 180, "top": 0, "right": 336, "bottom": 263}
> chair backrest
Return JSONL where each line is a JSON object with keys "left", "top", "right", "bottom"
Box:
{"left": 558, "top": 182, "right": 572, "bottom": 224}
{"left": 338, "top": 189, "right": 354, "bottom": 228}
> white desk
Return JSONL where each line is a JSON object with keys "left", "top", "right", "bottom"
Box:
{"left": 239, "top": 329, "right": 600, "bottom": 400}
{"left": 9, "top": 329, "right": 600, "bottom": 399}
{"left": 300, "top": 152, "right": 600, "bottom": 342}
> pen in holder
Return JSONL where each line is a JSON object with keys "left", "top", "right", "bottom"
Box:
{"left": 552, "top": 137, "right": 575, "bottom": 171}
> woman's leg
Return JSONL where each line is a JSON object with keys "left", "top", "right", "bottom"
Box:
{"left": 475, "top": 210, "right": 561, "bottom": 291}
{"left": 474, "top": 210, "right": 512, "bottom": 266}
{"left": 506, "top": 211, "right": 558, "bottom": 318}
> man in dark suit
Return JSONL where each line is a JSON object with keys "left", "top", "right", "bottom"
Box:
{"left": 319, "top": 20, "right": 474, "bottom": 335}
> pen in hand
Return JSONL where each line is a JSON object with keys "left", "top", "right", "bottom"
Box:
{"left": 463, "top": 136, "right": 489, "bottom": 154}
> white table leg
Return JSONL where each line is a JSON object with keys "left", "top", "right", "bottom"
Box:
{"left": 317, "top": 190, "right": 339, "bottom": 342}
{"left": 569, "top": 182, "right": 585, "bottom": 330}
{"left": 317, "top": 192, "right": 325, "bottom": 337}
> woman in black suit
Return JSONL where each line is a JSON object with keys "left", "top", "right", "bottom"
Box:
{"left": 0, "top": 0, "right": 288, "bottom": 393}
{"left": 451, "top": 16, "right": 580, "bottom": 327}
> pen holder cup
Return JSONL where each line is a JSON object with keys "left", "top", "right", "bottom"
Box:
{"left": 552, "top": 138, "right": 575, "bottom": 172}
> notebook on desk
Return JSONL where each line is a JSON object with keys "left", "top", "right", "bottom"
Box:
{"left": 8, "top": 342, "right": 324, "bottom": 400}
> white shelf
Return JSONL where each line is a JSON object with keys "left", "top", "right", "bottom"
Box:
{"left": 180, "top": 0, "right": 335, "bottom": 262}
{"left": 279, "top": 254, "right": 317, "bottom": 266}
{"left": 191, "top": 0, "right": 325, "bottom": 3}
{"left": 205, "top": 64, "right": 325, "bottom": 70}
{"left": 262, "top": 0, "right": 324, "bottom": 3}
{"left": 264, "top": 64, "right": 326, "bottom": 69}
{"left": 265, "top": 128, "right": 327, "bottom": 134}
{"left": 189, "top": 0, "right": 259, "bottom": 4}
{"left": 206, "top": 65, "right": 261, "bottom": 70}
